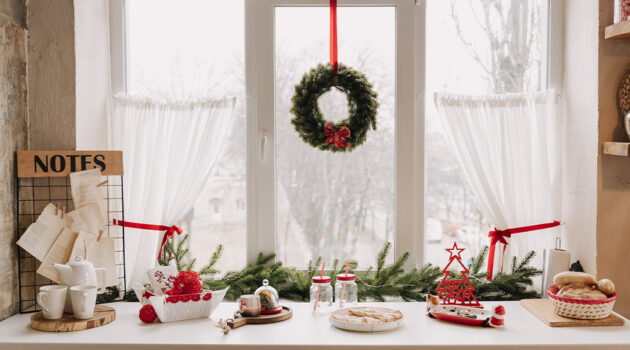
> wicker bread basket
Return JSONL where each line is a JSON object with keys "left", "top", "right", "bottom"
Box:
{"left": 547, "top": 285, "right": 617, "bottom": 320}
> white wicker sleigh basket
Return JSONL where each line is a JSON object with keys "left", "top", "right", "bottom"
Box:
{"left": 134, "top": 285, "right": 228, "bottom": 323}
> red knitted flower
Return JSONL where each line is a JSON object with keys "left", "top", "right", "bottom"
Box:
{"left": 139, "top": 304, "right": 158, "bottom": 323}
{"left": 165, "top": 288, "right": 182, "bottom": 296}
{"left": 165, "top": 270, "right": 202, "bottom": 296}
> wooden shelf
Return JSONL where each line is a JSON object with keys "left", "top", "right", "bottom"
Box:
{"left": 605, "top": 21, "right": 630, "bottom": 39}
{"left": 603, "top": 142, "right": 630, "bottom": 156}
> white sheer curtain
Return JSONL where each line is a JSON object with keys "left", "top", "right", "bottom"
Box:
{"left": 434, "top": 90, "right": 562, "bottom": 278}
{"left": 110, "top": 96, "right": 235, "bottom": 287}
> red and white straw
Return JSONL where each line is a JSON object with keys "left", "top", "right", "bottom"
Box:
{"left": 313, "top": 262, "right": 326, "bottom": 311}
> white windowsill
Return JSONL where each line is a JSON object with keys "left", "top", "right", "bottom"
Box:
{"left": 0, "top": 301, "right": 628, "bottom": 350}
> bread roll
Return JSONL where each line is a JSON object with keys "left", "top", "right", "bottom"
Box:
{"left": 558, "top": 283, "right": 607, "bottom": 300}
{"left": 597, "top": 279, "right": 615, "bottom": 296}
{"left": 553, "top": 271, "right": 597, "bottom": 287}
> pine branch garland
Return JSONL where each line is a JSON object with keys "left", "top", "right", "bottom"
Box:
{"left": 150, "top": 233, "right": 542, "bottom": 303}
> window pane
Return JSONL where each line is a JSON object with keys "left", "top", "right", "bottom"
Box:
{"left": 424, "top": 0, "right": 547, "bottom": 265}
{"left": 126, "top": 0, "right": 246, "bottom": 271}
{"left": 275, "top": 7, "right": 396, "bottom": 268}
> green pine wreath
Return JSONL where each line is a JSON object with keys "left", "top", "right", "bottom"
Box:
{"left": 290, "top": 63, "right": 379, "bottom": 152}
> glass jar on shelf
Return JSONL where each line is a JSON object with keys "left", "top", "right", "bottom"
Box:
{"left": 334, "top": 273, "right": 357, "bottom": 308}
{"left": 310, "top": 275, "right": 333, "bottom": 314}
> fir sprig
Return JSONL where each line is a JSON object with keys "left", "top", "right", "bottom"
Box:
{"left": 199, "top": 244, "right": 223, "bottom": 276}
{"left": 158, "top": 233, "right": 195, "bottom": 271}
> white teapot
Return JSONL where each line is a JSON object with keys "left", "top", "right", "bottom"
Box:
{"left": 53, "top": 256, "right": 107, "bottom": 313}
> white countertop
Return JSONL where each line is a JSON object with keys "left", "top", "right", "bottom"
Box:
{"left": 0, "top": 301, "right": 628, "bottom": 350}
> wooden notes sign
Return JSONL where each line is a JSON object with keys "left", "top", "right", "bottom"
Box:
{"left": 17, "top": 151, "right": 123, "bottom": 178}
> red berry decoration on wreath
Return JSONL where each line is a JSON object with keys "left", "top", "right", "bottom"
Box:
{"left": 324, "top": 123, "right": 351, "bottom": 148}
{"left": 139, "top": 304, "right": 158, "bottom": 323}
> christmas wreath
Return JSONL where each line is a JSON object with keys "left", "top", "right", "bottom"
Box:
{"left": 290, "top": 63, "right": 379, "bottom": 152}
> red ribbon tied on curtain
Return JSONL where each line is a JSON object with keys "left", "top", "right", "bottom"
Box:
{"left": 325, "top": 123, "right": 350, "bottom": 148}
{"left": 486, "top": 220, "right": 560, "bottom": 280}
{"left": 112, "top": 219, "right": 183, "bottom": 260}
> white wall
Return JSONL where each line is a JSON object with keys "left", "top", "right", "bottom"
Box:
{"left": 561, "top": 0, "right": 598, "bottom": 274}
{"left": 74, "top": 0, "right": 111, "bottom": 150}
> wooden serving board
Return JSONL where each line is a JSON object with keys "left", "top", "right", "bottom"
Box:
{"left": 30, "top": 305, "right": 116, "bottom": 332}
{"left": 521, "top": 299, "right": 625, "bottom": 327}
{"left": 227, "top": 306, "right": 292, "bottom": 329}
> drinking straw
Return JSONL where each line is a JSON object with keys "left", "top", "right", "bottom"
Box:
{"left": 313, "top": 262, "right": 325, "bottom": 311}
{"left": 339, "top": 260, "right": 350, "bottom": 308}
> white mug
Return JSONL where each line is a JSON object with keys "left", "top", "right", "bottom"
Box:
{"left": 239, "top": 294, "right": 261, "bottom": 317}
{"left": 37, "top": 285, "right": 67, "bottom": 320}
{"left": 70, "top": 285, "right": 97, "bottom": 319}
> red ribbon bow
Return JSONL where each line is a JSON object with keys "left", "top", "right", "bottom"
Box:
{"left": 486, "top": 220, "right": 560, "bottom": 280}
{"left": 112, "top": 219, "right": 183, "bottom": 260}
{"left": 324, "top": 123, "right": 350, "bottom": 148}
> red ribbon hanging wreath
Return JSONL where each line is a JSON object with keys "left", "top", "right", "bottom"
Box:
{"left": 330, "top": 0, "right": 338, "bottom": 78}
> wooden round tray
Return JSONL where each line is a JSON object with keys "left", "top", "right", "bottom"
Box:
{"left": 30, "top": 305, "right": 116, "bottom": 332}
{"left": 227, "top": 306, "right": 292, "bottom": 329}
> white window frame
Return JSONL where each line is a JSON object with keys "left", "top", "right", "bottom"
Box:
{"left": 245, "top": 0, "right": 424, "bottom": 268}
{"left": 108, "top": 0, "right": 563, "bottom": 269}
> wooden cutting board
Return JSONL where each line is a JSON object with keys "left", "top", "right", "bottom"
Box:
{"left": 227, "top": 306, "right": 292, "bottom": 329}
{"left": 521, "top": 299, "right": 625, "bottom": 327}
{"left": 30, "top": 305, "right": 116, "bottom": 332}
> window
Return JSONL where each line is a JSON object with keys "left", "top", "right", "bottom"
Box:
{"left": 424, "top": 0, "right": 552, "bottom": 266}
{"left": 116, "top": 0, "right": 559, "bottom": 270}
{"left": 274, "top": 7, "right": 396, "bottom": 267}
{"left": 246, "top": 0, "right": 417, "bottom": 268}
{"left": 125, "top": 0, "right": 247, "bottom": 271}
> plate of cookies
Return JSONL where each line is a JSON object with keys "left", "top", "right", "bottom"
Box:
{"left": 329, "top": 307, "right": 403, "bottom": 332}
{"left": 548, "top": 272, "right": 617, "bottom": 320}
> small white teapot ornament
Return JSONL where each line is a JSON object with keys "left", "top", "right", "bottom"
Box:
{"left": 53, "top": 256, "right": 107, "bottom": 313}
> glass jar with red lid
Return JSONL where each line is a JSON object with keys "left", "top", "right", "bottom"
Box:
{"left": 335, "top": 273, "right": 357, "bottom": 307}
{"left": 310, "top": 275, "right": 333, "bottom": 314}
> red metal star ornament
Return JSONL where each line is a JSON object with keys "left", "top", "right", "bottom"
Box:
{"left": 445, "top": 242, "right": 465, "bottom": 260}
